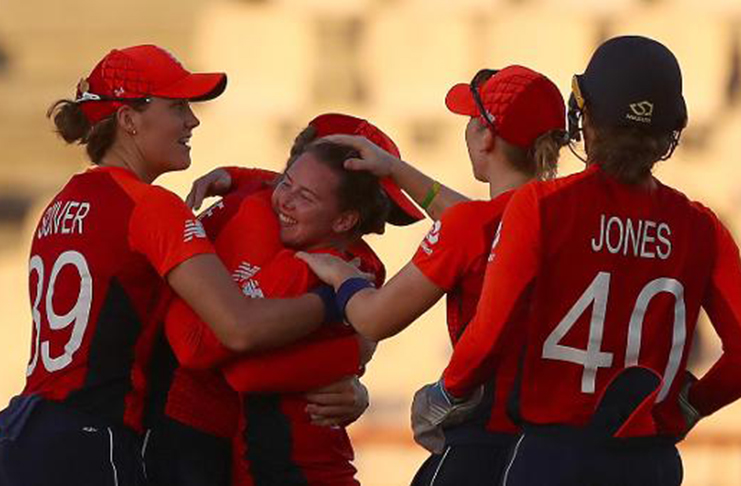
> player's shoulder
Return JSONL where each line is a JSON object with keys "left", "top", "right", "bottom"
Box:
{"left": 525, "top": 165, "right": 600, "bottom": 201}
{"left": 654, "top": 179, "right": 723, "bottom": 231}
{"left": 440, "top": 197, "right": 509, "bottom": 228}
{"left": 96, "top": 166, "right": 185, "bottom": 208}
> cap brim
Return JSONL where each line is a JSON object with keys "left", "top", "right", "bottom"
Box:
{"left": 445, "top": 83, "right": 478, "bottom": 117}
{"left": 154, "top": 72, "right": 227, "bottom": 102}
{"left": 380, "top": 177, "right": 425, "bottom": 226}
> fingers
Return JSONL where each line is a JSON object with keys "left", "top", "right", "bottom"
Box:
{"left": 306, "top": 404, "right": 355, "bottom": 418}
{"left": 305, "top": 389, "right": 354, "bottom": 406}
{"left": 186, "top": 179, "right": 206, "bottom": 210}
{"left": 322, "top": 134, "right": 370, "bottom": 151}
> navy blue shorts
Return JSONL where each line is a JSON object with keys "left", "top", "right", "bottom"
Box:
{"left": 143, "top": 415, "right": 230, "bottom": 486}
{"left": 411, "top": 442, "right": 513, "bottom": 486}
{"left": 501, "top": 431, "right": 683, "bottom": 486}
{"left": 0, "top": 397, "right": 146, "bottom": 486}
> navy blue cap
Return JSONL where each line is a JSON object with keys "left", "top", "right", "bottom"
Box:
{"left": 576, "top": 36, "right": 688, "bottom": 133}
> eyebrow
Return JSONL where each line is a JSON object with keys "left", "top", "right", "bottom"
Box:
{"left": 283, "top": 172, "right": 321, "bottom": 201}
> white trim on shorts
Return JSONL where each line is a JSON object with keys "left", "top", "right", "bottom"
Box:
{"left": 107, "top": 427, "right": 119, "bottom": 486}
{"left": 502, "top": 433, "right": 525, "bottom": 486}
{"left": 429, "top": 446, "right": 452, "bottom": 486}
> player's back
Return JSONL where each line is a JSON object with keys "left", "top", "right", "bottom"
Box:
{"left": 519, "top": 164, "right": 717, "bottom": 435}
{"left": 24, "top": 166, "right": 211, "bottom": 431}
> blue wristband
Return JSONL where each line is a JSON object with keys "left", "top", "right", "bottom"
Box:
{"left": 310, "top": 285, "right": 341, "bottom": 324}
{"left": 336, "top": 277, "right": 374, "bottom": 324}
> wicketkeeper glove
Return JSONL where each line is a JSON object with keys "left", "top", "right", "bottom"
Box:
{"left": 410, "top": 379, "right": 483, "bottom": 454}
{"left": 677, "top": 371, "right": 702, "bottom": 439}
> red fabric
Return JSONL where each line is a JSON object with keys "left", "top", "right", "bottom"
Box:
{"left": 164, "top": 188, "right": 281, "bottom": 437}
{"left": 230, "top": 243, "right": 381, "bottom": 486}
{"left": 444, "top": 164, "right": 741, "bottom": 437}
{"left": 78, "top": 44, "right": 226, "bottom": 123}
{"left": 22, "top": 166, "right": 213, "bottom": 432}
{"left": 412, "top": 197, "right": 518, "bottom": 433}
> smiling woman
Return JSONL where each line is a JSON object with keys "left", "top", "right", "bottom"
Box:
{"left": 273, "top": 141, "right": 389, "bottom": 251}
{"left": 0, "top": 45, "right": 335, "bottom": 486}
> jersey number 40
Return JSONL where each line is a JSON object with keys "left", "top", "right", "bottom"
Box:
{"left": 542, "top": 271, "right": 685, "bottom": 402}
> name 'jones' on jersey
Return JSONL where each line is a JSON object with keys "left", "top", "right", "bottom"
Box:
{"left": 590, "top": 214, "right": 672, "bottom": 260}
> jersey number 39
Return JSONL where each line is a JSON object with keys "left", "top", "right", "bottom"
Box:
{"left": 26, "top": 251, "right": 93, "bottom": 376}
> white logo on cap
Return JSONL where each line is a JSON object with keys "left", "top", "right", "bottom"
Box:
{"left": 626, "top": 101, "right": 653, "bottom": 124}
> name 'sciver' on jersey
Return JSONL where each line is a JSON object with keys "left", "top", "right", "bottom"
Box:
{"left": 232, "top": 262, "right": 264, "bottom": 298}
{"left": 37, "top": 200, "right": 92, "bottom": 239}
{"left": 591, "top": 214, "right": 672, "bottom": 259}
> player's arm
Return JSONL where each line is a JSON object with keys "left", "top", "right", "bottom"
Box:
{"left": 688, "top": 216, "right": 741, "bottom": 417}
{"left": 164, "top": 297, "right": 235, "bottom": 369}
{"left": 167, "top": 256, "right": 325, "bottom": 353}
{"left": 131, "top": 189, "right": 325, "bottom": 354}
{"left": 299, "top": 206, "right": 483, "bottom": 340}
{"left": 297, "top": 255, "right": 446, "bottom": 341}
{"left": 442, "top": 186, "right": 540, "bottom": 399}
{"left": 186, "top": 166, "right": 279, "bottom": 210}
{"left": 221, "top": 253, "right": 369, "bottom": 392}
{"left": 321, "top": 134, "right": 469, "bottom": 220}
{"left": 223, "top": 334, "right": 362, "bottom": 393}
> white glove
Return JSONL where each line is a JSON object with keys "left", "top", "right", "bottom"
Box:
{"left": 410, "top": 379, "right": 483, "bottom": 454}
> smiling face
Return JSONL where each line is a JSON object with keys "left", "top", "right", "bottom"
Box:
{"left": 271, "top": 152, "right": 351, "bottom": 250}
{"left": 128, "top": 97, "right": 200, "bottom": 177}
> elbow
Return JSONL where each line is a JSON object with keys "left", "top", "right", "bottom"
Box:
{"left": 356, "top": 319, "right": 394, "bottom": 342}
{"left": 219, "top": 328, "right": 259, "bottom": 354}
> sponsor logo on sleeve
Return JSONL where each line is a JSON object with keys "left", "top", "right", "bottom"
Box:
{"left": 184, "top": 220, "right": 207, "bottom": 242}
{"left": 419, "top": 220, "right": 442, "bottom": 255}
{"left": 232, "top": 262, "right": 264, "bottom": 298}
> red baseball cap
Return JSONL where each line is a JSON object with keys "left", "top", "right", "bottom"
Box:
{"left": 309, "top": 113, "right": 425, "bottom": 226}
{"left": 445, "top": 65, "right": 565, "bottom": 148}
{"left": 75, "top": 44, "right": 227, "bottom": 124}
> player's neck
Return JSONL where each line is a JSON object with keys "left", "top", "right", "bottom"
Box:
{"left": 487, "top": 166, "right": 531, "bottom": 199}
{"left": 100, "top": 143, "right": 159, "bottom": 184}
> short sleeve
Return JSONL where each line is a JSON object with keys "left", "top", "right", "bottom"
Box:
{"left": 225, "top": 167, "right": 279, "bottom": 193}
{"left": 412, "top": 203, "right": 479, "bottom": 291}
{"left": 128, "top": 186, "right": 214, "bottom": 276}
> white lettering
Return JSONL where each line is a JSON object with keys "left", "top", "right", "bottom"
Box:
{"left": 591, "top": 215, "right": 672, "bottom": 260}
{"left": 591, "top": 214, "right": 605, "bottom": 252}
{"left": 640, "top": 221, "right": 656, "bottom": 259}
{"left": 37, "top": 201, "right": 91, "bottom": 239}
{"left": 606, "top": 217, "right": 624, "bottom": 254}
{"left": 60, "top": 202, "right": 79, "bottom": 234}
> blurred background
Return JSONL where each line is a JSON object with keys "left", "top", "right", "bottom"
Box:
{"left": 2, "top": 0, "right": 741, "bottom": 484}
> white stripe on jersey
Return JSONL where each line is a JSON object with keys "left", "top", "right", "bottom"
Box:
{"left": 184, "top": 220, "right": 207, "bottom": 242}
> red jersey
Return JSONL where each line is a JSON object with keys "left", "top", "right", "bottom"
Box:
{"left": 412, "top": 196, "right": 519, "bottom": 435}
{"left": 23, "top": 166, "right": 213, "bottom": 432}
{"left": 443, "top": 164, "right": 741, "bottom": 437}
{"left": 227, "top": 243, "right": 384, "bottom": 486}
{"left": 163, "top": 187, "right": 282, "bottom": 438}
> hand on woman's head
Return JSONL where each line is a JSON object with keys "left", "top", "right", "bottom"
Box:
{"left": 322, "top": 134, "right": 398, "bottom": 178}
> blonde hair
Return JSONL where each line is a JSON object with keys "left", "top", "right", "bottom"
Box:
{"left": 501, "top": 129, "right": 568, "bottom": 181}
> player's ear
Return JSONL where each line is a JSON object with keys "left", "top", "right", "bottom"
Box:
{"left": 333, "top": 210, "right": 360, "bottom": 234}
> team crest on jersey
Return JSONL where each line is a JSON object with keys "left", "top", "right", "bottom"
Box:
{"left": 183, "top": 220, "right": 207, "bottom": 242}
{"left": 419, "top": 220, "right": 442, "bottom": 255}
{"left": 487, "top": 222, "right": 502, "bottom": 262}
